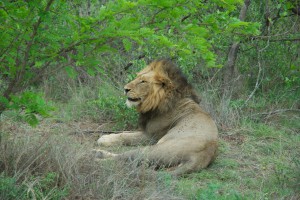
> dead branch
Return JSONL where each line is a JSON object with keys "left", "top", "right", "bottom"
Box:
{"left": 69, "top": 130, "right": 123, "bottom": 135}
{"left": 251, "top": 109, "right": 300, "bottom": 118}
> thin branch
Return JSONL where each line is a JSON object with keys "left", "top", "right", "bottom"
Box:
{"left": 146, "top": 7, "right": 168, "bottom": 25}
{"left": 124, "top": 54, "right": 145, "bottom": 71}
{"left": 181, "top": 14, "right": 191, "bottom": 22}
{"left": 244, "top": 47, "right": 264, "bottom": 105}
{"left": 17, "top": 36, "right": 112, "bottom": 92}
{"left": 0, "top": 33, "right": 21, "bottom": 58}
{"left": 15, "top": 0, "right": 55, "bottom": 87}
{"left": 264, "top": 38, "right": 300, "bottom": 42}
{"left": 69, "top": 130, "right": 122, "bottom": 135}
{"left": 251, "top": 109, "right": 300, "bottom": 117}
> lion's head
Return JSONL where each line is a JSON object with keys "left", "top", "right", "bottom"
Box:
{"left": 124, "top": 59, "right": 200, "bottom": 113}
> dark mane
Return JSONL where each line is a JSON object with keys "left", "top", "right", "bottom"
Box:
{"left": 154, "top": 59, "right": 200, "bottom": 104}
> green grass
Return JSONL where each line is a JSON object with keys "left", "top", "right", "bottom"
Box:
{"left": 174, "top": 117, "right": 300, "bottom": 199}
{"left": 0, "top": 172, "right": 69, "bottom": 200}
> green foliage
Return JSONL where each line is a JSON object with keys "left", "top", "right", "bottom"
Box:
{"left": 0, "top": 0, "right": 297, "bottom": 134}
{"left": 0, "top": 174, "right": 26, "bottom": 200}
{"left": 0, "top": 0, "right": 261, "bottom": 126}
{"left": 27, "top": 172, "right": 69, "bottom": 200}
{"left": 2, "top": 91, "right": 54, "bottom": 126}
{"left": 0, "top": 172, "right": 69, "bottom": 200}
{"left": 94, "top": 83, "right": 138, "bottom": 130}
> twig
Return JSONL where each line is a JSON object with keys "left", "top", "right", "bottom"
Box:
{"left": 143, "top": 7, "right": 168, "bottom": 26}
{"left": 69, "top": 130, "right": 123, "bottom": 135}
{"left": 124, "top": 54, "right": 146, "bottom": 71}
{"left": 251, "top": 109, "right": 300, "bottom": 123}
{"left": 251, "top": 109, "right": 300, "bottom": 118}
{"left": 181, "top": 14, "right": 191, "bottom": 22}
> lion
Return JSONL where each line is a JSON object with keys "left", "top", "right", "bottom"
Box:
{"left": 96, "top": 59, "right": 218, "bottom": 176}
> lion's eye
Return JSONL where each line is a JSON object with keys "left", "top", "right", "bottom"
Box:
{"left": 140, "top": 80, "right": 146, "bottom": 83}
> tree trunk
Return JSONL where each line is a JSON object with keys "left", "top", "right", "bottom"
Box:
{"left": 222, "top": 0, "right": 251, "bottom": 97}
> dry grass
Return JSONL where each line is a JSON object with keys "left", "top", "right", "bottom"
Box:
{"left": 199, "top": 88, "right": 241, "bottom": 131}
{"left": 0, "top": 118, "right": 183, "bottom": 200}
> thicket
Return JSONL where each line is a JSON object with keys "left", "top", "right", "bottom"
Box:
{"left": 0, "top": 0, "right": 299, "bottom": 199}
{"left": 0, "top": 0, "right": 299, "bottom": 125}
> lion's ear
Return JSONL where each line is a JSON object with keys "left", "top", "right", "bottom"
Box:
{"left": 155, "top": 75, "right": 172, "bottom": 88}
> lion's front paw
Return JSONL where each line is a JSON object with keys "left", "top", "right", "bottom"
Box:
{"left": 93, "top": 149, "right": 117, "bottom": 159}
{"left": 97, "top": 134, "right": 122, "bottom": 147}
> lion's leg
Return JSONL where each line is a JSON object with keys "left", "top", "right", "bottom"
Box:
{"left": 93, "top": 149, "right": 118, "bottom": 159}
{"left": 97, "top": 131, "right": 150, "bottom": 147}
{"left": 115, "top": 140, "right": 217, "bottom": 176}
{"left": 95, "top": 146, "right": 207, "bottom": 175}
{"left": 169, "top": 154, "right": 209, "bottom": 177}
{"left": 169, "top": 142, "right": 218, "bottom": 177}
{"left": 115, "top": 144, "right": 181, "bottom": 167}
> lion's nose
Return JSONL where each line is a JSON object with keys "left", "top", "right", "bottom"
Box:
{"left": 124, "top": 88, "right": 130, "bottom": 94}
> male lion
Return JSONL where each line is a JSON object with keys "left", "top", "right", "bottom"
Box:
{"left": 96, "top": 59, "right": 218, "bottom": 176}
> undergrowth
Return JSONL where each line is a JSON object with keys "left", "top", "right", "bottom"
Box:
{"left": 0, "top": 120, "right": 182, "bottom": 200}
{"left": 48, "top": 80, "right": 138, "bottom": 130}
{"left": 94, "top": 82, "right": 138, "bottom": 130}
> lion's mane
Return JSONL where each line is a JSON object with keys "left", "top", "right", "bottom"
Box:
{"left": 138, "top": 59, "right": 200, "bottom": 129}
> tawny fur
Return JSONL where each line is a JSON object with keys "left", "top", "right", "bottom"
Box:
{"left": 97, "top": 59, "right": 218, "bottom": 176}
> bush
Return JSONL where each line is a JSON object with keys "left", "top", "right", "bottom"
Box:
{"left": 0, "top": 91, "right": 54, "bottom": 126}
{"left": 94, "top": 82, "right": 138, "bottom": 130}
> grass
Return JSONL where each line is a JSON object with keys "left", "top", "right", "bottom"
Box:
{"left": 175, "top": 116, "right": 300, "bottom": 200}
{"left": 0, "top": 118, "right": 184, "bottom": 199}
{"left": 1, "top": 111, "right": 299, "bottom": 199}
{"left": 1, "top": 82, "right": 299, "bottom": 199}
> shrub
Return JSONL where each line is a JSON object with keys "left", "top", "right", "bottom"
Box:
{"left": 94, "top": 82, "right": 138, "bottom": 130}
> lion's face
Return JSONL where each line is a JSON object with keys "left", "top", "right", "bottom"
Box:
{"left": 124, "top": 63, "right": 171, "bottom": 113}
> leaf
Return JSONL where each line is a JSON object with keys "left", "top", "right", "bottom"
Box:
{"left": 34, "top": 61, "right": 44, "bottom": 68}
{"left": 24, "top": 113, "right": 39, "bottom": 127}
{"left": 64, "top": 66, "right": 78, "bottom": 78}
{"left": 0, "top": 96, "right": 9, "bottom": 107}
{"left": 122, "top": 39, "right": 132, "bottom": 52}
{"left": 87, "top": 67, "right": 96, "bottom": 76}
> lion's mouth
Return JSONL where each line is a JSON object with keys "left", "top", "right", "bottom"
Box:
{"left": 128, "top": 97, "right": 141, "bottom": 102}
